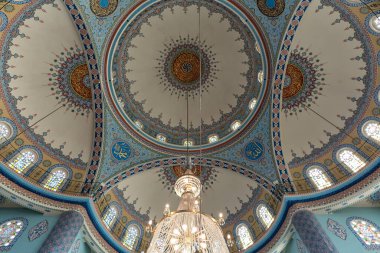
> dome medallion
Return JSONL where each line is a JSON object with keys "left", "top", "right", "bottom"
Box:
{"left": 104, "top": 0, "right": 270, "bottom": 153}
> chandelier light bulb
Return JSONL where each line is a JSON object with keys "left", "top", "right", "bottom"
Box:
{"left": 226, "top": 233, "right": 235, "bottom": 248}
{"left": 145, "top": 220, "right": 154, "bottom": 234}
{"left": 218, "top": 212, "right": 225, "bottom": 226}
{"left": 164, "top": 203, "right": 171, "bottom": 216}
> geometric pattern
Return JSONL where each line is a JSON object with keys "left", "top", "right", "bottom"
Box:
{"left": 346, "top": 216, "right": 380, "bottom": 251}
{"left": 270, "top": 0, "right": 312, "bottom": 191}
{"left": 327, "top": 218, "right": 346, "bottom": 240}
{"left": 0, "top": 217, "right": 28, "bottom": 252}
{"left": 61, "top": 0, "right": 103, "bottom": 193}
{"left": 38, "top": 211, "right": 84, "bottom": 253}
{"left": 292, "top": 210, "right": 338, "bottom": 253}
{"left": 28, "top": 220, "right": 48, "bottom": 241}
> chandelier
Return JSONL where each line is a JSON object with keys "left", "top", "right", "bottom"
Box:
{"left": 146, "top": 170, "right": 230, "bottom": 253}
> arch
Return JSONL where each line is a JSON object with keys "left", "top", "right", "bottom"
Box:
{"left": 102, "top": 203, "right": 121, "bottom": 230}
{"left": 0, "top": 118, "right": 16, "bottom": 147}
{"left": 6, "top": 146, "right": 41, "bottom": 175}
{"left": 43, "top": 167, "right": 69, "bottom": 191}
{"left": 39, "top": 164, "right": 72, "bottom": 191}
{"left": 256, "top": 203, "right": 274, "bottom": 229}
{"left": 0, "top": 217, "right": 28, "bottom": 251}
{"left": 360, "top": 118, "right": 380, "bottom": 145}
{"left": 304, "top": 164, "right": 333, "bottom": 190}
{"left": 347, "top": 217, "right": 380, "bottom": 250}
{"left": 336, "top": 147, "right": 366, "bottom": 173}
{"left": 93, "top": 157, "right": 279, "bottom": 201}
{"left": 122, "top": 221, "right": 143, "bottom": 251}
{"left": 235, "top": 222, "right": 254, "bottom": 250}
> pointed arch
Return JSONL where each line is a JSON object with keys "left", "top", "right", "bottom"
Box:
{"left": 347, "top": 217, "right": 380, "bottom": 250}
{"left": 0, "top": 217, "right": 28, "bottom": 251}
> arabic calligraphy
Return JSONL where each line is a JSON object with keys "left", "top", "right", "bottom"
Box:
{"left": 111, "top": 141, "right": 131, "bottom": 161}
{"left": 245, "top": 140, "right": 264, "bottom": 161}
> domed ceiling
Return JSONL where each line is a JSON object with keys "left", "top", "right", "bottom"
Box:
{"left": 103, "top": 0, "right": 270, "bottom": 152}
{"left": 0, "top": 0, "right": 379, "bottom": 252}
{"left": 0, "top": 0, "right": 93, "bottom": 168}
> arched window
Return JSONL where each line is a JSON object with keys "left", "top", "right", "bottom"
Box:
{"left": 306, "top": 166, "right": 332, "bottom": 190}
{"left": 43, "top": 168, "right": 68, "bottom": 191}
{"left": 337, "top": 148, "right": 366, "bottom": 173}
{"left": 236, "top": 223, "right": 253, "bottom": 250}
{"left": 0, "top": 121, "right": 12, "bottom": 144}
{"left": 231, "top": 120, "right": 242, "bottom": 131}
{"left": 103, "top": 205, "right": 118, "bottom": 229}
{"left": 249, "top": 98, "right": 257, "bottom": 110}
{"left": 8, "top": 149, "right": 37, "bottom": 174}
{"left": 258, "top": 70, "right": 264, "bottom": 84}
{"left": 0, "top": 219, "right": 26, "bottom": 250}
{"left": 348, "top": 218, "right": 380, "bottom": 250}
{"left": 257, "top": 204, "right": 274, "bottom": 229}
{"left": 362, "top": 120, "right": 380, "bottom": 144}
{"left": 123, "top": 225, "right": 140, "bottom": 250}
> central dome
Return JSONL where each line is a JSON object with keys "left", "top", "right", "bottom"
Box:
{"left": 104, "top": 0, "right": 269, "bottom": 151}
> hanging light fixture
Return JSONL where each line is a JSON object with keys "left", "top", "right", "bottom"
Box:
{"left": 146, "top": 1, "right": 231, "bottom": 251}
{"left": 146, "top": 169, "right": 229, "bottom": 252}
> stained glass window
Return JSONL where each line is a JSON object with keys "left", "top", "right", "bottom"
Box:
{"left": 231, "top": 120, "right": 241, "bottom": 131}
{"left": 123, "top": 225, "right": 139, "bottom": 250}
{"left": 337, "top": 149, "right": 366, "bottom": 173}
{"left": 258, "top": 71, "right": 264, "bottom": 84}
{"left": 8, "top": 150, "right": 37, "bottom": 174}
{"left": 135, "top": 120, "right": 143, "bottom": 130}
{"left": 183, "top": 139, "right": 193, "bottom": 147}
{"left": 255, "top": 42, "right": 261, "bottom": 53}
{"left": 0, "top": 122, "right": 11, "bottom": 144}
{"left": 257, "top": 204, "right": 274, "bottom": 228}
{"left": 44, "top": 169, "right": 67, "bottom": 191}
{"left": 157, "top": 134, "right": 167, "bottom": 143}
{"left": 208, "top": 134, "right": 219, "bottom": 143}
{"left": 249, "top": 98, "right": 257, "bottom": 110}
{"left": 363, "top": 120, "right": 380, "bottom": 144}
{"left": 0, "top": 219, "right": 24, "bottom": 248}
{"left": 370, "top": 16, "right": 380, "bottom": 33}
{"left": 307, "top": 166, "right": 332, "bottom": 190}
{"left": 103, "top": 205, "right": 117, "bottom": 229}
{"left": 236, "top": 223, "right": 253, "bottom": 249}
{"left": 349, "top": 219, "right": 380, "bottom": 249}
